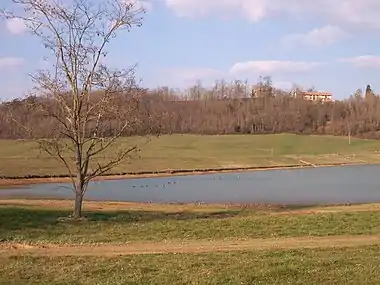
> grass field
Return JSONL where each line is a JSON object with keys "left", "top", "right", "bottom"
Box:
{"left": 1, "top": 133, "right": 380, "bottom": 178}
{"left": 2, "top": 200, "right": 380, "bottom": 284}
{"left": 2, "top": 246, "right": 380, "bottom": 284}
{"left": 2, "top": 200, "right": 380, "bottom": 244}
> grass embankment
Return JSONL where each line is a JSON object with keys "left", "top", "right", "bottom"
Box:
{"left": 1, "top": 134, "right": 380, "bottom": 179}
{"left": 2, "top": 200, "right": 380, "bottom": 284}
{"left": 2, "top": 200, "right": 380, "bottom": 244}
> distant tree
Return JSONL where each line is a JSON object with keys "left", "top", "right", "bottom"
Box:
{"left": 365, "top": 84, "right": 373, "bottom": 99}
{"left": 354, "top": 88, "right": 363, "bottom": 96}
{"left": 2, "top": 0, "right": 150, "bottom": 218}
{"left": 307, "top": 86, "right": 317, "bottom": 92}
{"left": 263, "top": 76, "right": 273, "bottom": 96}
{"left": 252, "top": 76, "right": 273, "bottom": 98}
{"left": 263, "top": 76, "right": 272, "bottom": 88}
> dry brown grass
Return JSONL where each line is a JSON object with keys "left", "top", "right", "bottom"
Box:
{"left": 2, "top": 235, "right": 380, "bottom": 257}
{"left": 0, "top": 199, "right": 231, "bottom": 213}
{"left": 2, "top": 199, "right": 380, "bottom": 215}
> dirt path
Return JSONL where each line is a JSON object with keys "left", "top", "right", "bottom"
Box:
{"left": 2, "top": 199, "right": 380, "bottom": 215}
{"left": 2, "top": 235, "right": 380, "bottom": 257}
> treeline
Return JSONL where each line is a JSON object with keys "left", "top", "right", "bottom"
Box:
{"left": 1, "top": 81, "right": 380, "bottom": 139}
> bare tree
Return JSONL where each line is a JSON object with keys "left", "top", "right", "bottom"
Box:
{"left": 365, "top": 84, "right": 373, "bottom": 99}
{"left": 2, "top": 0, "right": 148, "bottom": 218}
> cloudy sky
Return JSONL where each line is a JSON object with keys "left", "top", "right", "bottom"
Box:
{"left": 1, "top": 0, "right": 380, "bottom": 100}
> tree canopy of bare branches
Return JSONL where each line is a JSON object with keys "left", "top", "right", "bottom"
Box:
{"left": 3, "top": 80, "right": 380, "bottom": 139}
{"left": 1, "top": 0, "right": 149, "bottom": 218}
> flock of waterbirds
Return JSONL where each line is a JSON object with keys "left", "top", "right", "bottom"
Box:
{"left": 130, "top": 174, "right": 242, "bottom": 189}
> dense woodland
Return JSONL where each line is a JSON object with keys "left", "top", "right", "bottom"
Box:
{"left": 1, "top": 80, "right": 380, "bottom": 139}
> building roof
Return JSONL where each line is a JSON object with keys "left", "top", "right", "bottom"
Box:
{"left": 300, "top": 91, "right": 332, "bottom": 96}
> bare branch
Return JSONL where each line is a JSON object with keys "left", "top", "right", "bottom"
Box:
{"left": 37, "top": 138, "right": 76, "bottom": 190}
{"left": 84, "top": 145, "right": 137, "bottom": 186}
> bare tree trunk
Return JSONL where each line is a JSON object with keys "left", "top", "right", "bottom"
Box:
{"left": 74, "top": 182, "right": 84, "bottom": 218}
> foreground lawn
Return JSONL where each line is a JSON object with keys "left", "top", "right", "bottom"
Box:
{"left": 1, "top": 134, "right": 380, "bottom": 177}
{"left": 1, "top": 246, "right": 380, "bottom": 284}
{"left": 2, "top": 201, "right": 380, "bottom": 244}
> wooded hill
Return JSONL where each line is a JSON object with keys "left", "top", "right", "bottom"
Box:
{"left": 1, "top": 82, "right": 378, "bottom": 139}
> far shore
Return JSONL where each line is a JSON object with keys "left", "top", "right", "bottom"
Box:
{"left": 0, "top": 161, "right": 375, "bottom": 187}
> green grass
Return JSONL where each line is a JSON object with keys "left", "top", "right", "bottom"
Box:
{"left": 2, "top": 202, "right": 380, "bottom": 284}
{"left": 2, "top": 134, "right": 380, "bottom": 177}
{"left": 2, "top": 246, "right": 380, "bottom": 284}
{"left": 2, "top": 205, "right": 380, "bottom": 244}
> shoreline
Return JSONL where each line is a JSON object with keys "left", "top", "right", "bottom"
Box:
{"left": 0, "top": 161, "right": 375, "bottom": 187}
{"left": 1, "top": 199, "right": 380, "bottom": 215}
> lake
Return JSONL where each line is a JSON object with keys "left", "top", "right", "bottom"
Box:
{"left": 1, "top": 164, "right": 380, "bottom": 205}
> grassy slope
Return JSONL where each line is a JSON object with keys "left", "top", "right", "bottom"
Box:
{"left": 1, "top": 133, "right": 380, "bottom": 177}
{"left": 2, "top": 201, "right": 380, "bottom": 244}
{"left": 2, "top": 246, "right": 380, "bottom": 284}
{"left": 2, "top": 201, "right": 380, "bottom": 284}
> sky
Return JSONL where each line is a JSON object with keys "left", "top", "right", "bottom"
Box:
{"left": 1, "top": 0, "right": 380, "bottom": 100}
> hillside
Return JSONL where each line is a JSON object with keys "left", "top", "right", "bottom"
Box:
{"left": 1, "top": 134, "right": 380, "bottom": 178}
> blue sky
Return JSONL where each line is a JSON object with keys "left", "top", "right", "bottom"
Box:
{"left": 1, "top": 0, "right": 380, "bottom": 100}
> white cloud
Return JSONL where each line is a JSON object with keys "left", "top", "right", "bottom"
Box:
{"left": 165, "top": 0, "right": 270, "bottom": 21}
{"left": 5, "top": 18, "right": 27, "bottom": 35}
{"left": 165, "top": 0, "right": 380, "bottom": 29}
{"left": 282, "top": 25, "right": 351, "bottom": 48}
{"left": 230, "top": 60, "right": 322, "bottom": 74}
{"left": 0, "top": 57, "right": 24, "bottom": 69}
{"left": 338, "top": 55, "right": 380, "bottom": 68}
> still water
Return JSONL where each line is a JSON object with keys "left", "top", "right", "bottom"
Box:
{"left": 1, "top": 164, "right": 380, "bottom": 205}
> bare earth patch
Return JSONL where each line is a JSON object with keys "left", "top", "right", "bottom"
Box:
{"left": 270, "top": 203, "right": 380, "bottom": 215}
{"left": 1, "top": 235, "right": 380, "bottom": 257}
{"left": 2, "top": 199, "right": 380, "bottom": 214}
{"left": 0, "top": 199, "right": 232, "bottom": 212}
